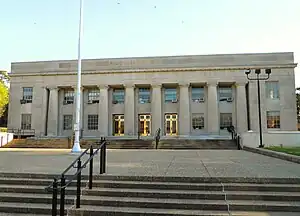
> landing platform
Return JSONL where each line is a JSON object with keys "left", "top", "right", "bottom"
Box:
{"left": 0, "top": 149, "right": 299, "bottom": 178}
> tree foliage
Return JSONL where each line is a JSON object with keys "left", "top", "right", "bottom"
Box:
{"left": 0, "top": 71, "right": 9, "bottom": 118}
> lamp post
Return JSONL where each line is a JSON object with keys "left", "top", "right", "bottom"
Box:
{"left": 72, "top": 0, "right": 84, "bottom": 153}
{"left": 245, "top": 68, "right": 271, "bottom": 148}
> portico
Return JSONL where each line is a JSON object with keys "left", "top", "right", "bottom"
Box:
{"left": 7, "top": 52, "right": 298, "bottom": 138}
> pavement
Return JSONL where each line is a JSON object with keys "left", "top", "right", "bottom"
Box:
{"left": 0, "top": 148, "right": 300, "bottom": 178}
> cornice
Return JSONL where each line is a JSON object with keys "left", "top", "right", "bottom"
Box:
{"left": 9, "top": 63, "right": 297, "bottom": 77}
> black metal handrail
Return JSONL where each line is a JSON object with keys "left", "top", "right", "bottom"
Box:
{"left": 227, "top": 126, "right": 241, "bottom": 150}
{"left": 154, "top": 128, "right": 161, "bottom": 149}
{"left": 45, "top": 137, "right": 107, "bottom": 216}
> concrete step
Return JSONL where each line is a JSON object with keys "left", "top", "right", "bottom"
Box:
{"left": 82, "top": 187, "right": 300, "bottom": 201}
{"left": 0, "top": 202, "right": 71, "bottom": 215}
{"left": 0, "top": 177, "right": 88, "bottom": 187}
{"left": 94, "top": 175, "right": 300, "bottom": 184}
{"left": 68, "top": 205, "right": 300, "bottom": 216}
{"left": 0, "top": 172, "right": 89, "bottom": 180}
{"left": 91, "top": 180, "right": 300, "bottom": 192}
{"left": 76, "top": 195, "right": 300, "bottom": 211}
{"left": 0, "top": 184, "right": 78, "bottom": 195}
{"left": 0, "top": 192, "right": 75, "bottom": 204}
{"left": 68, "top": 205, "right": 230, "bottom": 216}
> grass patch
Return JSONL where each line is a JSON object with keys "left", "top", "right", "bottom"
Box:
{"left": 265, "top": 146, "right": 300, "bottom": 156}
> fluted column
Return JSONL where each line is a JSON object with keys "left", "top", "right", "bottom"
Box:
{"left": 47, "top": 87, "right": 59, "bottom": 136}
{"left": 42, "top": 87, "right": 48, "bottom": 136}
{"left": 124, "top": 84, "right": 135, "bottom": 136}
{"left": 207, "top": 82, "right": 219, "bottom": 134}
{"left": 236, "top": 82, "right": 248, "bottom": 133}
{"left": 98, "top": 85, "right": 109, "bottom": 136}
{"left": 179, "top": 83, "right": 190, "bottom": 136}
{"left": 151, "top": 84, "right": 162, "bottom": 135}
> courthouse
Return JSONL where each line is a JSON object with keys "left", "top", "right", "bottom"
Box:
{"left": 7, "top": 52, "right": 298, "bottom": 138}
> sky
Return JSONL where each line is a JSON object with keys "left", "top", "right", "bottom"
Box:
{"left": 0, "top": 0, "right": 299, "bottom": 87}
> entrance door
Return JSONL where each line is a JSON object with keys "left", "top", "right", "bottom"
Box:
{"left": 113, "top": 114, "right": 124, "bottom": 136}
{"left": 165, "top": 114, "right": 178, "bottom": 136}
{"left": 139, "top": 114, "right": 151, "bottom": 136}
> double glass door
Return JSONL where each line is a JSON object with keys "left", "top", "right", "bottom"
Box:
{"left": 113, "top": 115, "right": 124, "bottom": 136}
{"left": 165, "top": 114, "right": 178, "bottom": 135}
{"left": 139, "top": 114, "right": 151, "bottom": 136}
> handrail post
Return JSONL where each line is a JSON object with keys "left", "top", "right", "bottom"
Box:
{"left": 60, "top": 175, "right": 66, "bottom": 216}
{"left": 76, "top": 159, "right": 82, "bottom": 208}
{"left": 103, "top": 138, "right": 106, "bottom": 173}
{"left": 52, "top": 178, "right": 58, "bottom": 216}
{"left": 89, "top": 145, "right": 93, "bottom": 189}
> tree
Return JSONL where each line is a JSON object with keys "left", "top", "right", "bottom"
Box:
{"left": 0, "top": 71, "right": 9, "bottom": 118}
{"left": 297, "top": 88, "right": 300, "bottom": 117}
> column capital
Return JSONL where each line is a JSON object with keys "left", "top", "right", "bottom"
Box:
{"left": 206, "top": 81, "right": 218, "bottom": 87}
{"left": 47, "top": 86, "right": 58, "bottom": 91}
{"left": 152, "top": 83, "right": 162, "bottom": 88}
{"left": 235, "top": 81, "right": 248, "bottom": 87}
{"left": 97, "top": 85, "right": 109, "bottom": 90}
{"left": 178, "top": 82, "right": 190, "bottom": 87}
{"left": 124, "top": 84, "right": 135, "bottom": 88}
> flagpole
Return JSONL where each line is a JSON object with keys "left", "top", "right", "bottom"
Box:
{"left": 72, "top": 0, "right": 83, "bottom": 153}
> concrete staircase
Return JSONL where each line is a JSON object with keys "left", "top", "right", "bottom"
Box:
{"left": 0, "top": 173, "right": 88, "bottom": 215}
{"left": 68, "top": 175, "right": 300, "bottom": 216}
{"left": 0, "top": 173, "right": 299, "bottom": 215}
{"left": 158, "top": 139, "right": 237, "bottom": 149}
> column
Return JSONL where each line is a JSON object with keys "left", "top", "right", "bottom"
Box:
{"left": 80, "top": 87, "right": 84, "bottom": 132}
{"left": 151, "top": 84, "right": 162, "bottom": 135}
{"left": 236, "top": 82, "right": 248, "bottom": 133}
{"left": 124, "top": 84, "right": 135, "bottom": 136}
{"left": 47, "top": 87, "right": 59, "bottom": 136}
{"left": 179, "top": 83, "right": 190, "bottom": 136}
{"left": 207, "top": 82, "right": 219, "bottom": 134}
{"left": 41, "top": 87, "right": 48, "bottom": 136}
{"left": 98, "top": 85, "right": 109, "bottom": 136}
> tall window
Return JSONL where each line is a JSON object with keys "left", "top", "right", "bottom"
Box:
{"left": 21, "top": 114, "right": 31, "bottom": 130}
{"left": 138, "top": 88, "right": 150, "bottom": 104}
{"left": 219, "top": 87, "right": 232, "bottom": 101}
{"left": 112, "top": 89, "right": 125, "bottom": 104}
{"left": 88, "top": 89, "right": 100, "bottom": 102}
{"left": 267, "top": 111, "right": 280, "bottom": 129}
{"left": 63, "top": 115, "right": 73, "bottom": 130}
{"left": 22, "top": 87, "right": 33, "bottom": 103}
{"left": 64, "top": 90, "right": 74, "bottom": 104}
{"left": 164, "top": 88, "right": 177, "bottom": 103}
{"left": 88, "top": 115, "right": 98, "bottom": 130}
{"left": 191, "top": 87, "right": 205, "bottom": 102}
{"left": 265, "top": 81, "right": 279, "bottom": 99}
{"left": 192, "top": 114, "right": 204, "bottom": 130}
{"left": 220, "top": 113, "right": 232, "bottom": 129}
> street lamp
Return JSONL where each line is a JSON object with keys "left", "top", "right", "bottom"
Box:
{"left": 245, "top": 68, "right": 271, "bottom": 148}
{"left": 72, "top": 0, "right": 84, "bottom": 153}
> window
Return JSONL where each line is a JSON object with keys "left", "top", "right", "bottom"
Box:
{"left": 63, "top": 115, "right": 73, "bottom": 130}
{"left": 22, "top": 87, "right": 33, "bottom": 103}
{"left": 88, "top": 89, "right": 100, "bottom": 103}
{"left": 191, "top": 87, "right": 205, "bottom": 102}
{"left": 88, "top": 115, "right": 98, "bottom": 130}
{"left": 219, "top": 87, "right": 232, "bottom": 101}
{"left": 21, "top": 114, "right": 31, "bottom": 130}
{"left": 265, "top": 81, "right": 279, "bottom": 99}
{"left": 267, "top": 111, "right": 280, "bottom": 129}
{"left": 164, "top": 88, "right": 177, "bottom": 103}
{"left": 138, "top": 88, "right": 150, "bottom": 104}
{"left": 64, "top": 90, "right": 74, "bottom": 104}
{"left": 220, "top": 113, "right": 232, "bottom": 129}
{"left": 112, "top": 89, "right": 125, "bottom": 104}
{"left": 192, "top": 114, "right": 204, "bottom": 129}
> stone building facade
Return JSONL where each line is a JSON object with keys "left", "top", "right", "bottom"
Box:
{"left": 7, "top": 52, "right": 298, "bottom": 138}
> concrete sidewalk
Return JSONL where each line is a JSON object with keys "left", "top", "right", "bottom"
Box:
{"left": 0, "top": 148, "right": 299, "bottom": 178}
